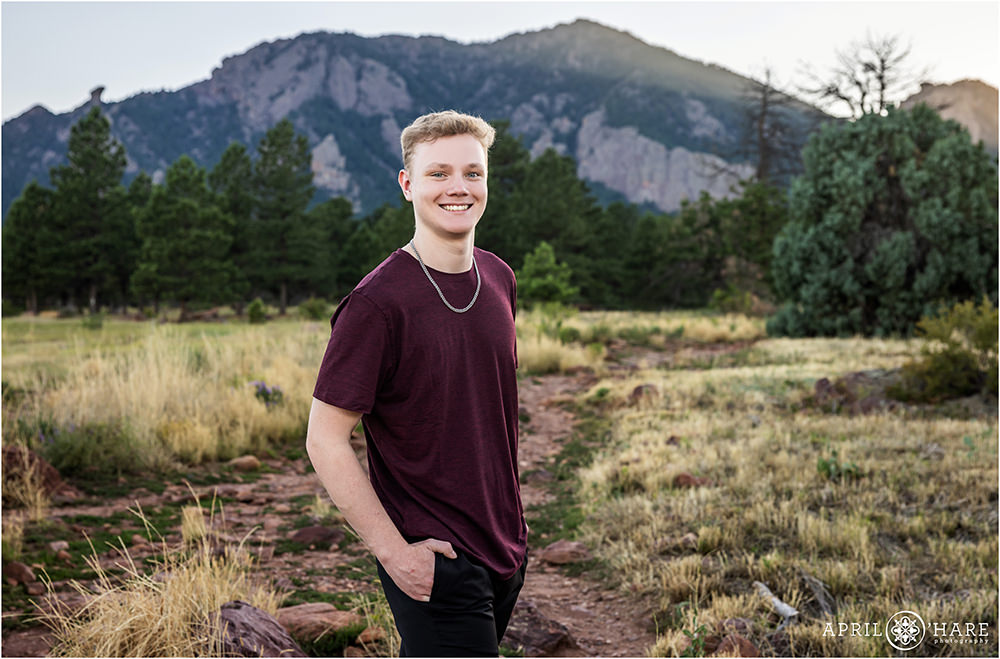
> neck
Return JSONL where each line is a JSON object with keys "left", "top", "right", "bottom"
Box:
{"left": 406, "top": 229, "right": 475, "bottom": 273}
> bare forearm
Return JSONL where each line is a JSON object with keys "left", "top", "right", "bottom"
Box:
{"left": 306, "top": 424, "right": 406, "bottom": 562}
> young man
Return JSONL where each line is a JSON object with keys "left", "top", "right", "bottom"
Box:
{"left": 306, "top": 110, "right": 527, "bottom": 656}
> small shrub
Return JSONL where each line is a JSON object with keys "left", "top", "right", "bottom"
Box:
{"left": 39, "top": 421, "right": 147, "bottom": 478}
{"left": 298, "top": 297, "right": 331, "bottom": 321}
{"left": 585, "top": 323, "right": 614, "bottom": 345}
{"left": 817, "top": 450, "right": 861, "bottom": 481}
{"left": 246, "top": 298, "right": 267, "bottom": 324}
{"left": 57, "top": 306, "right": 79, "bottom": 318}
{"left": 557, "top": 326, "right": 582, "bottom": 344}
{"left": 890, "top": 297, "right": 998, "bottom": 402}
{"left": 709, "top": 285, "right": 754, "bottom": 314}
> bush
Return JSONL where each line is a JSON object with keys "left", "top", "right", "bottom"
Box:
{"left": 557, "top": 326, "right": 582, "bottom": 344}
{"left": 889, "top": 297, "right": 998, "bottom": 402}
{"left": 246, "top": 298, "right": 267, "bottom": 324}
{"left": 297, "top": 297, "right": 330, "bottom": 321}
{"left": 709, "top": 285, "right": 754, "bottom": 315}
{"left": 38, "top": 421, "right": 147, "bottom": 478}
{"left": 769, "top": 105, "right": 998, "bottom": 337}
{"left": 517, "top": 242, "right": 579, "bottom": 306}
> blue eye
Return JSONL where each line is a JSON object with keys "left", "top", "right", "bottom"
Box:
{"left": 467, "top": 172, "right": 482, "bottom": 178}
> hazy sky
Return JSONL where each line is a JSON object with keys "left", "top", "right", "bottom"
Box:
{"left": 2, "top": 0, "right": 997, "bottom": 121}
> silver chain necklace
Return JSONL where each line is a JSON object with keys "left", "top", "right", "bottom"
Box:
{"left": 409, "top": 239, "right": 480, "bottom": 314}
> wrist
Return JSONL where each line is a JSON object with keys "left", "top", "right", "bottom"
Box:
{"left": 371, "top": 534, "right": 409, "bottom": 566}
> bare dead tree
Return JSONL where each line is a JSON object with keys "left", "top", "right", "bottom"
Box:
{"left": 697, "top": 67, "right": 815, "bottom": 186}
{"left": 799, "top": 33, "right": 927, "bottom": 119}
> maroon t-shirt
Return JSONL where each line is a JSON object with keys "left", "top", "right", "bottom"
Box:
{"left": 313, "top": 247, "right": 527, "bottom": 579}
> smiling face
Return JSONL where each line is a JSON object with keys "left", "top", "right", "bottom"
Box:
{"left": 398, "top": 133, "right": 488, "bottom": 241}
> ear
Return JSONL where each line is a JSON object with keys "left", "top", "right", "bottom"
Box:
{"left": 398, "top": 169, "right": 412, "bottom": 202}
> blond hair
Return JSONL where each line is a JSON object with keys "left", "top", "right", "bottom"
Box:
{"left": 400, "top": 110, "right": 496, "bottom": 172}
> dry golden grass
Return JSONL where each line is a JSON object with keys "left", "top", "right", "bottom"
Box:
{"left": 515, "top": 331, "right": 606, "bottom": 375}
{"left": 1, "top": 449, "right": 51, "bottom": 523}
{"left": 180, "top": 506, "right": 208, "bottom": 544}
{"left": 561, "top": 310, "right": 767, "bottom": 345}
{"left": 2, "top": 513, "right": 25, "bottom": 559}
{"left": 40, "top": 504, "right": 282, "bottom": 657}
{"left": 574, "top": 331, "right": 996, "bottom": 656}
{"left": 350, "top": 586, "right": 401, "bottom": 657}
{"left": 4, "top": 320, "right": 329, "bottom": 466}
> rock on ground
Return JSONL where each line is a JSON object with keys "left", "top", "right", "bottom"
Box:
{"left": 214, "top": 600, "right": 307, "bottom": 657}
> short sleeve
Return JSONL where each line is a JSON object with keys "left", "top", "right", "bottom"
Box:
{"left": 312, "top": 292, "right": 393, "bottom": 414}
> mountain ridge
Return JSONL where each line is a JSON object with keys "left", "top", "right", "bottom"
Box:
{"left": 1, "top": 19, "right": 821, "bottom": 217}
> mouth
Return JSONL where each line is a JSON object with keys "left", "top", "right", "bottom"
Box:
{"left": 440, "top": 203, "right": 473, "bottom": 212}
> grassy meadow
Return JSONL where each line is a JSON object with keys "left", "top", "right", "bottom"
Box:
{"left": 2, "top": 307, "right": 997, "bottom": 657}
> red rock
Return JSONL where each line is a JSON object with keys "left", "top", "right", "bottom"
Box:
{"left": 629, "top": 384, "right": 658, "bottom": 404}
{"left": 538, "top": 539, "right": 592, "bottom": 564}
{"left": 131, "top": 534, "right": 149, "bottom": 546}
{"left": 680, "top": 532, "right": 698, "bottom": 549}
{"left": 1, "top": 445, "right": 64, "bottom": 496}
{"left": 56, "top": 550, "right": 72, "bottom": 563}
{"left": 290, "top": 526, "right": 344, "bottom": 547}
{"left": 502, "top": 599, "right": 580, "bottom": 655}
{"left": 276, "top": 602, "right": 363, "bottom": 643}
{"left": 214, "top": 600, "right": 306, "bottom": 657}
{"left": 720, "top": 617, "right": 753, "bottom": 634}
{"left": 229, "top": 455, "right": 261, "bottom": 472}
{"left": 357, "top": 625, "right": 385, "bottom": 643}
{"left": 343, "top": 647, "right": 366, "bottom": 658}
{"left": 25, "top": 582, "right": 46, "bottom": 596}
{"left": 673, "top": 472, "right": 713, "bottom": 488}
{"left": 48, "top": 540, "right": 70, "bottom": 552}
{"left": 3, "top": 561, "right": 36, "bottom": 585}
{"left": 714, "top": 633, "right": 759, "bottom": 657}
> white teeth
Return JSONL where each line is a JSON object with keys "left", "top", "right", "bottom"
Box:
{"left": 442, "top": 204, "right": 472, "bottom": 211}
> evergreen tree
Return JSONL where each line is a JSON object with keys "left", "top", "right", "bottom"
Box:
{"left": 477, "top": 120, "right": 532, "bottom": 264}
{"left": 251, "top": 119, "right": 315, "bottom": 314}
{"left": 307, "top": 196, "right": 355, "bottom": 297}
{"left": 48, "top": 106, "right": 128, "bottom": 312}
{"left": 2, "top": 182, "right": 55, "bottom": 314}
{"left": 132, "top": 156, "right": 237, "bottom": 320}
{"left": 517, "top": 241, "right": 579, "bottom": 305}
{"left": 769, "top": 105, "right": 998, "bottom": 337}
{"left": 208, "top": 142, "right": 255, "bottom": 310}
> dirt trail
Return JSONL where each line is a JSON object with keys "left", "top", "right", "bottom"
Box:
{"left": 2, "top": 371, "right": 656, "bottom": 657}
{"left": 516, "top": 374, "right": 657, "bottom": 656}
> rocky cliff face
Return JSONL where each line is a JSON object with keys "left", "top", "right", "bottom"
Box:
{"left": 901, "top": 79, "right": 998, "bottom": 153}
{"left": 3, "top": 19, "right": 817, "bottom": 218}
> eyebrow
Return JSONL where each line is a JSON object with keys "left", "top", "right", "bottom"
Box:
{"left": 424, "top": 162, "right": 485, "bottom": 170}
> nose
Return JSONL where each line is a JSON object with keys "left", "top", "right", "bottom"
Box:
{"left": 446, "top": 177, "right": 470, "bottom": 196}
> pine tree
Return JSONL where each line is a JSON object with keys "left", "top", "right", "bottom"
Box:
{"left": 769, "top": 105, "right": 998, "bottom": 337}
{"left": 307, "top": 197, "right": 355, "bottom": 297}
{"left": 251, "top": 120, "right": 315, "bottom": 314}
{"left": 208, "top": 142, "right": 255, "bottom": 310}
{"left": 132, "top": 156, "right": 237, "bottom": 320}
{"left": 2, "top": 182, "right": 55, "bottom": 314}
{"left": 48, "top": 106, "right": 128, "bottom": 312}
{"left": 516, "top": 241, "right": 579, "bottom": 305}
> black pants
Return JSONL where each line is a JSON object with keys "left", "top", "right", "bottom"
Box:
{"left": 376, "top": 548, "right": 526, "bottom": 657}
